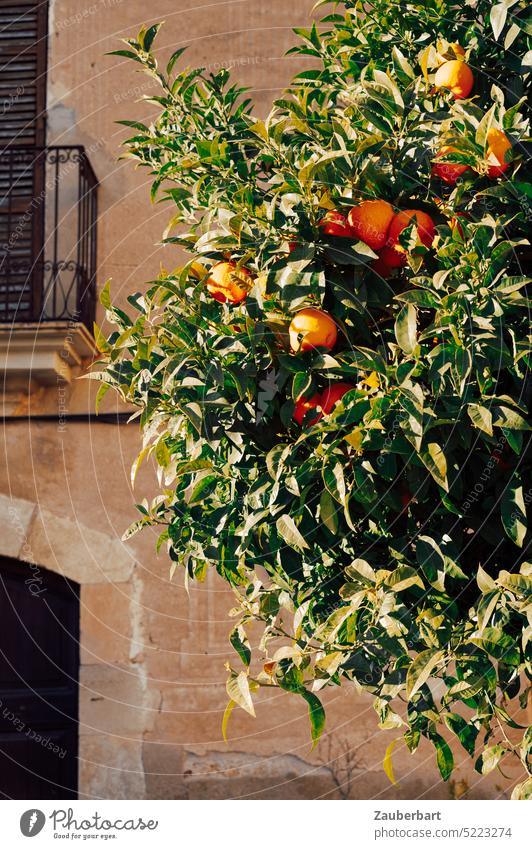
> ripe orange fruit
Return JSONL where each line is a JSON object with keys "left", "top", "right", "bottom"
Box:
{"left": 379, "top": 245, "right": 407, "bottom": 268}
{"left": 293, "top": 392, "right": 323, "bottom": 427}
{"left": 289, "top": 307, "right": 338, "bottom": 353}
{"left": 432, "top": 145, "right": 471, "bottom": 185}
{"left": 434, "top": 60, "right": 474, "bottom": 99}
{"left": 371, "top": 255, "right": 394, "bottom": 279}
{"left": 320, "top": 382, "right": 355, "bottom": 415}
{"left": 486, "top": 128, "right": 512, "bottom": 178}
{"left": 319, "top": 210, "right": 354, "bottom": 238}
{"left": 347, "top": 200, "right": 395, "bottom": 251}
{"left": 380, "top": 210, "right": 436, "bottom": 267}
{"left": 206, "top": 261, "right": 253, "bottom": 304}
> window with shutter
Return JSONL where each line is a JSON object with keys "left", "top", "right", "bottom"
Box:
{"left": 0, "top": 0, "right": 47, "bottom": 147}
{"left": 0, "top": 0, "right": 48, "bottom": 321}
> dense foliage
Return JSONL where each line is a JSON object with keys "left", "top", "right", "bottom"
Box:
{"left": 95, "top": 1, "right": 532, "bottom": 793}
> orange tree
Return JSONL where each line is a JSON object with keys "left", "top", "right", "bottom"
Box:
{"left": 95, "top": 1, "right": 532, "bottom": 792}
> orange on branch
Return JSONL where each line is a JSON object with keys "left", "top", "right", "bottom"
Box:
{"left": 434, "top": 60, "right": 474, "bottom": 99}
{"left": 379, "top": 245, "right": 408, "bottom": 268}
{"left": 205, "top": 261, "right": 253, "bottom": 304}
{"left": 292, "top": 392, "right": 322, "bottom": 427}
{"left": 432, "top": 145, "right": 471, "bottom": 185}
{"left": 319, "top": 210, "right": 354, "bottom": 238}
{"left": 289, "top": 307, "right": 338, "bottom": 353}
{"left": 320, "top": 382, "right": 355, "bottom": 415}
{"left": 486, "top": 128, "right": 512, "bottom": 178}
{"left": 371, "top": 255, "right": 394, "bottom": 278}
{"left": 347, "top": 199, "right": 395, "bottom": 251}
{"left": 381, "top": 209, "right": 436, "bottom": 267}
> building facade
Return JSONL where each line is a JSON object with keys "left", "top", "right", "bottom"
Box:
{"left": 0, "top": 0, "right": 521, "bottom": 799}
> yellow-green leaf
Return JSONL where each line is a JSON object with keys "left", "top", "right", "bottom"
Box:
{"left": 383, "top": 738, "right": 399, "bottom": 785}
{"left": 222, "top": 699, "right": 236, "bottom": 742}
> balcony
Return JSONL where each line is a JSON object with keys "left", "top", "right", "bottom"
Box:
{"left": 0, "top": 145, "right": 98, "bottom": 328}
{"left": 0, "top": 145, "right": 99, "bottom": 386}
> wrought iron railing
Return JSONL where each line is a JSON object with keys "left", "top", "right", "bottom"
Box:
{"left": 0, "top": 145, "right": 98, "bottom": 329}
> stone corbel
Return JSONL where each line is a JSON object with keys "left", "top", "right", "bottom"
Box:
{"left": 0, "top": 321, "right": 98, "bottom": 389}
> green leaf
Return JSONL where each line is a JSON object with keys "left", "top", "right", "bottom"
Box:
{"left": 107, "top": 49, "right": 144, "bottom": 63}
{"left": 320, "top": 489, "right": 338, "bottom": 534}
{"left": 475, "top": 744, "right": 506, "bottom": 775}
{"left": 497, "top": 570, "right": 532, "bottom": 595}
{"left": 95, "top": 383, "right": 110, "bottom": 414}
{"left": 477, "top": 565, "right": 496, "bottom": 593}
{"left": 292, "top": 371, "right": 313, "bottom": 401}
{"left": 395, "top": 304, "right": 417, "bottom": 355}
{"left": 276, "top": 514, "right": 309, "bottom": 550}
{"left": 229, "top": 625, "right": 251, "bottom": 666}
{"left": 469, "top": 627, "right": 520, "bottom": 666}
{"left": 476, "top": 590, "right": 501, "bottom": 633}
{"left": 345, "top": 558, "right": 376, "bottom": 584}
{"left": 511, "top": 778, "right": 532, "bottom": 800}
{"left": 430, "top": 731, "right": 454, "bottom": 781}
{"left": 444, "top": 712, "right": 478, "bottom": 756}
{"left": 419, "top": 443, "right": 448, "bottom": 492}
{"left": 99, "top": 279, "right": 112, "bottom": 309}
{"left": 140, "top": 23, "right": 162, "bottom": 52}
{"left": 386, "top": 566, "right": 424, "bottom": 592}
{"left": 396, "top": 289, "right": 440, "bottom": 308}
{"left": 467, "top": 403, "right": 493, "bottom": 436}
{"left": 475, "top": 103, "right": 497, "bottom": 148}
{"left": 121, "top": 518, "right": 148, "bottom": 541}
{"left": 167, "top": 46, "right": 187, "bottom": 76}
{"left": 300, "top": 690, "right": 326, "bottom": 749}
{"left": 226, "top": 671, "right": 255, "bottom": 717}
{"left": 447, "top": 677, "right": 485, "bottom": 701}
{"left": 493, "top": 406, "right": 530, "bottom": 430}
{"left": 154, "top": 439, "right": 171, "bottom": 468}
{"left": 490, "top": 2, "right": 511, "bottom": 41}
{"left": 406, "top": 649, "right": 445, "bottom": 699}
{"left": 501, "top": 480, "right": 527, "bottom": 547}
{"left": 322, "top": 460, "right": 346, "bottom": 505}
{"left": 392, "top": 46, "right": 415, "bottom": 80}
{"left": 93, "top": 323, "right": 111, "bottom": 353}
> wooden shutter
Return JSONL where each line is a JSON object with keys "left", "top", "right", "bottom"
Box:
{"left": 0, "top": 1, "right": 48, "bottom": 321}
{"left": 0, "top": 0, "right": 48, "bottom": 147}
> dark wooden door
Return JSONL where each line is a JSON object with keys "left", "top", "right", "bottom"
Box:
{"left": 0, "top": 557, "right": 79, "bottom": 799}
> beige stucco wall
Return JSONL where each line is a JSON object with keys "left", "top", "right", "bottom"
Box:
{"left": 0, "top": 0, "right": 526, "bottom": 799}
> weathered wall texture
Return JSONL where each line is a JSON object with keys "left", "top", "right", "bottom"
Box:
{"left": 0, "top": 0, "right": 526, "bottom": 799}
